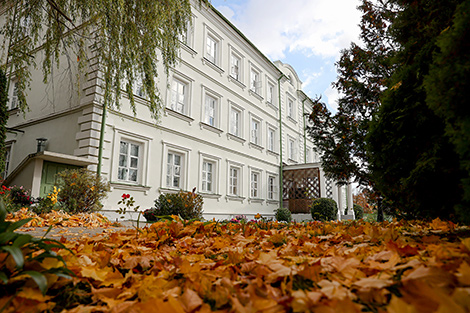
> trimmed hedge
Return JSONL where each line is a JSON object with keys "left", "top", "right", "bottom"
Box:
{"left": 311, "top": 198, "right": 338, "bottom": 221}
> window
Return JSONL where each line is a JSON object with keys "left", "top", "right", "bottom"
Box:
{"left": 230, "top": 54, "right": 241, "bottom": 81}
{"left": 179, "top": 19, "right": 193, "bottom": 47}
{"left": 204, "top": 94, "right": 217, "bottom": 127}
{"left": 206, "top": 35, "right": 218, "bottom": 64}
{"left": 287, "top": 98, "right": 294, "bottom": 118}
{"left": 251, "top": 119, "right": 260, "bottom": 145}
{"left": 202, "top": 161, "right": 214, "bottom": 193}
{"left": 250, "top": 171, "right": 260, "bottom": 198}
{"left": 268, "top": 175, "right": 277, "bottom": 200}
{"left": 267, "top": 127, "right": 276, "bottom": 152}
{"left": 133, "top": 77, "right": 145, "bottom": 98}
{"left": 118, "top": 141, "right": 141, "bottom": 183}
{"left": 250, "top": 69, "right": 261, "bottom": 94}
{"left": 166, "top": 152, "right": 183, "bottom": 188}
{"left": 229, "top": 166, "right": 240, "bottom": 196}
{"left": 230, "top": 107, "right": 241, "bottom": 137}
{"left": 306, "top": 148, "right": 311, "bottom": 163}
{"left": 267, "top": 82, "right": 274, "bottom": 104}
{"left": 8, "top": 81, "right": 19, "bottom": 110}
{"left": 170, "top": 78, "right": 187, "bottom": 114}
{"left": 2, "top": 146, "right": 11, "bottom": 179}
{"left": 288, "top": 138, "right": 296, "bottom": 160}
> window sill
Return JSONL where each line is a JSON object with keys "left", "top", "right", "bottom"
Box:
{"left": 287, "top": 116, "right": 297, "bottom": 124}
{"left": 267, "top": 199, "right": 280, "bottom": 205}
{"left": 267, "top": 150, "right": 279, "bottom": 157}
{"left": 267, "top": 102, "right": 278, "bottom": 111}
{"left": 227, "top": 133, "right": 246, "bottom": 144}
{"left": 249, "top": 142, "right": 264, "bottom": 152}
{"left": 181, "top": 43, "right": 197, "bottom": 57}
{"left": 225, "top": 195, "right": 245, "bottom": 203}
{"left": 248, "top": 198, "right": 264, "bottom": 204}
{"left": 110, "top": 182, "right": 151, "bottom": 195}
{"left": 8, "top": 107, "right": 20, "bottom": 115}
{"left": 288, "top": 158, "right": 298, "bottom": 164}
{"left": 200, "top": 122, "right": 223, "bottom": 136}
{"left": 166, "top": 108, "right": 194, "bottom": 125}
{"left": 159, "top": 187, "right": 182, "bottom": 194}
{"left": 249, "top": 89, "right": 264, "bottom": 101}
{"left": 199, "top": 192, "right": 222, "bottom": 200}
{"left": 202, "top": 58, "right": 224, "bottom": 75}
{"left": 228, "top": 76, "right": 246, "bottom": 89}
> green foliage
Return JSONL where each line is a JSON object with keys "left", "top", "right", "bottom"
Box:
{"left": 7, "top": 186, "right": 33, "bottom": 210}
{"left": 0, "top": 69, "right": 7, "bottom": 179}
{"left": 353, "top": 204, "right": 364, "bottom": 219}
{"left": 367, "top": 0, "right": 466, "bottom": 221}
{"left": 56, "top": 168, "right": 110, "bottom": 214}
{"left": 148, "top": 190, "right": 203, "bottom": 221}
{"left": 0, "top": 0, "right": 206, "bottom": 119}
{"left": 0, "top": 197, "right": 73, "bottom": 296}
{"left": 275, "top": 207, "right": 292, "bottom": 223}
{"left": 424, "top": 0, "right": 470, "bottom": 223}
{"left": 306, "top": 0, "right": 396, "bottom": 187}
{"left": 311, "top": 198, "right": 338, "bottom": 222}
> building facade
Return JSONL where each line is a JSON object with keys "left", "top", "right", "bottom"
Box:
{"left": 2, "top": 3, "right": 353, "bottom": 220}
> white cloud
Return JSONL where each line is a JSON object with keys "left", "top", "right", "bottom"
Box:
{"left": 324, "top": 85, "right": 341, "bottom": 113}
{"left": 215, "top": 0, "right": 362, "bottom": 60}
{"left": 301, "top": 69, "right": 323, "bottom": 90}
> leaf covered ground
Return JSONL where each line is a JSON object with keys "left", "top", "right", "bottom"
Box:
{"left": 2, "top": 217, "right": 470, "bottom": 312}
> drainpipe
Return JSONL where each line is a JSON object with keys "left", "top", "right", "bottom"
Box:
{"left": 302, "top": 97, "right": 307, "bottom": 163}
{"left": 277, "top": 74, "right": 285, "bottom": 207}
{"left": 97, "top": 104, "right": 107, "bottom": 176}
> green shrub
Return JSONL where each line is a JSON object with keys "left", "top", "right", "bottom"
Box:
{"left": 8, "top": 186, "right": 33, "bottom": 210}
{"left": 311, "top": 198, "right": 338, "bottom": 221}
{"left": 56, "top": 168, "right": 109, "bottom": 214}
{"left": 0, "top": 197, "right": 73, "bottom": 296}
{"left": 353, "top": 204, "right": 364, "bottom": 219}
{"left": 275, "top": 207, "right": 292, "bottom": 222}
{"left": 148, "top": 189, "right": 203, "bottom": 221}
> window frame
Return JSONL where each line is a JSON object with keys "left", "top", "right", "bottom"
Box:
{"left": 199, "top": 152, "right": 221, "bottom": 195}
{"left": 250, "top": 67, "right": 261, "bottom": 95}
{"left": 226, "top": 160, "right": 244, "bottom": 198}
{"left": 2, "top": 145, "right": 12, "bottom": 179}
{"left": 267, "top": 125, "right": 277, "bottom": 153}
{"left": 112, "top": 130, "right": 151, "bottom": 186}
{"left": 161, "top": 141, "right": 191, "bottom": 192}
{"left": 267, "top": 174, "right": 278, "bottom": 201}
{"left": 230, "top": 52, "right": 242, "bottom": 82}
{"left": 250, "top": 117, "right": 261, "bottom": 146}
{"left": 266, "top": 80, "right": 275, "bottom": 105}
{"left": 250, "top": 169, "right": 261, "bottom": 199}
{"left": 8, "top": 80, "right": 19, "bottom": 110}
{"left": 288, "top": 136, "right": 297, "bottom": 161}
{"left": 228, "top": 102, "right": 245, "bottom": 139}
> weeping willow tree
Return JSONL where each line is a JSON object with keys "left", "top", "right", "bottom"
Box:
{"left": 0, "top": 0, "right": 206, "bottom": 118}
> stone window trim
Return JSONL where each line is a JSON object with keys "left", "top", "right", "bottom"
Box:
{"left": 249, "top": 166, "right": 263, "bottom": 200}
{"left": 203, "top": 24, "right": 223, "bottom": 67}
{"left": 198, "top": 151, "right": 221, "bottom": 195}
{"left": 161, "top": 141, "right": 191, "bottom": 192}
{"left": 201, "top": 85, "right": 223, "bottom": 129}
{"left": 226, "top": 159, "right": 244, "bottom": 198}
{"left": 228, "top": 100, "right": 245, "bottom": 139}
{"left": 228, "top": 44, "right": 244, "bottom": 83}
{"left": 166, "top": 70, "right": 194, "bottom": 118}
{"left": 111, "top": 128, "right": 152, "bottom": 187}
{"left": 267, "top": 172, "right": 278, "bottom": 201}
{"left": 249, "top": 112, "right": 262, "bottom": 147}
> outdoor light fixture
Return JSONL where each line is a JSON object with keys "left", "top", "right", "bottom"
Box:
{"left": 36, "top": 137, "right": 47, "bottom": 152}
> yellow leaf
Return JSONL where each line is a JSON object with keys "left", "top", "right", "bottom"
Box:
{"left": 387, "top": 296, "right": 419, "bottom": 313}
{"left": 180, "top": 288, "right": 203, "bottom": 312}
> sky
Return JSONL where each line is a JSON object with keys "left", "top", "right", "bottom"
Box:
{"left": 209, "top": 0, "right": 363, "bottom": 112}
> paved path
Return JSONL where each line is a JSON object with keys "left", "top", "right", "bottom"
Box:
{"left": 16, "top": 220, "right": 153, "bottom": 241}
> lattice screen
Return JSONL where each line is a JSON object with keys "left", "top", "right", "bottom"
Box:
{"left": 283, "top": 167, "right": 320, "bottom": 213}
{"left": 326, "top": 178, "right": 333, "bottom": 199}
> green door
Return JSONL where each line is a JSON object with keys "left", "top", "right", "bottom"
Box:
{"left": 40, "top": 161, "right": 80, "bottom": 197}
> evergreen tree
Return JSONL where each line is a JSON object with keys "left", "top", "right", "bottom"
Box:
{"left": 307, "top": 0, "right": 397, "bottom": 187}
{"left": 367, "top": 0, "right": 467, "bottom": 221}
{"left": 424, "top": 0, "right": 470, "bottom": 222}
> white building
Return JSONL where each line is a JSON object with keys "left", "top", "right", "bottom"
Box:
{"left": 2, "top": 3, "right": 353, "bottom": 221}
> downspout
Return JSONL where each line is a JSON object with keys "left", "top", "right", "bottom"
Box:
{"left": 97, "top": 104, "right": 107, "bottom": 176}
{"left": 277, "top": 74, "right": 285, "bottom": 206}
{"left": 302, "top": 97, "right": 307, "bottom": 163}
